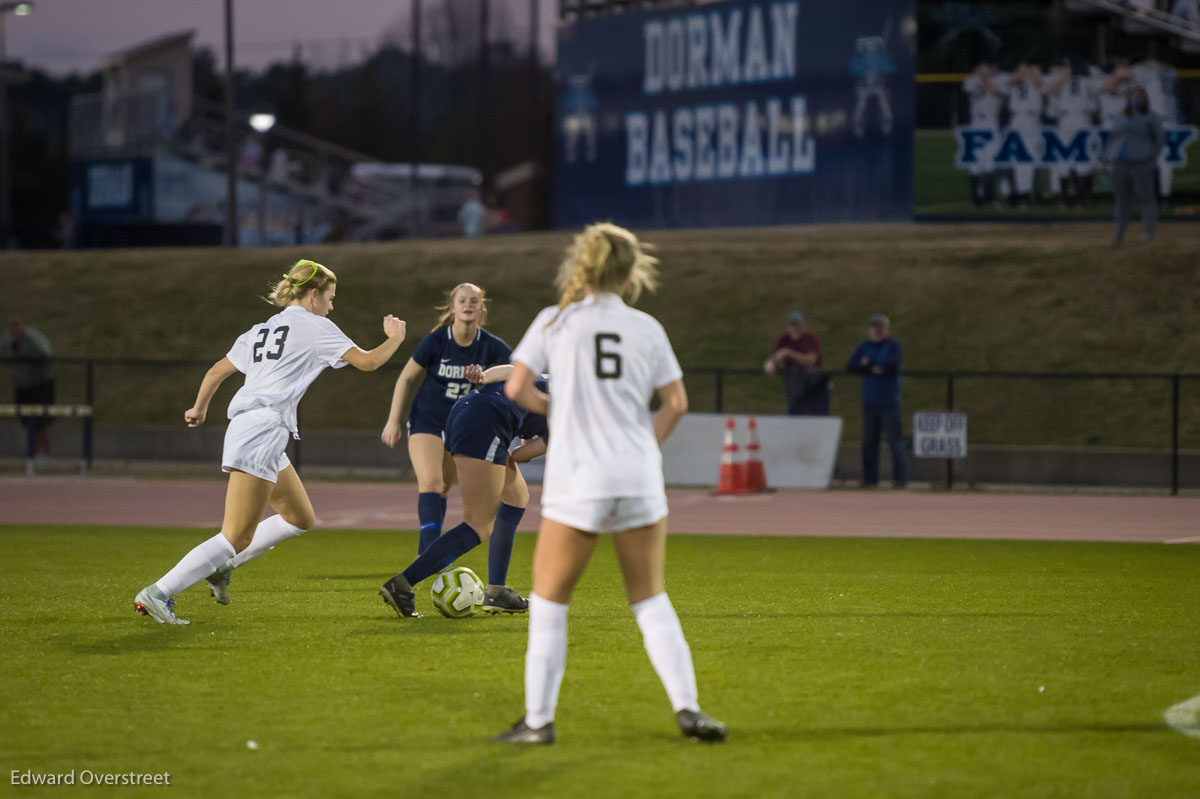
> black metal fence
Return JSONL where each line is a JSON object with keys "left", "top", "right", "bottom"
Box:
{"left": 3, "top": 358, "right": 1198, "bottom": 492}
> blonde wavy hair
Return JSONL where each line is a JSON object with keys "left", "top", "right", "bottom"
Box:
{"left": 551, "top": 223, "right": 658, "bottom": 322}
{"left": 266, "top": 259, "right": 337, "bottom": 307}
{"left": 431, "top": 282, "right": 489, "bottom": 332}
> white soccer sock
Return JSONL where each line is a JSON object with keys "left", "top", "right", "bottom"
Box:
{"left": 632, "top": 592, "right": 699, "bottom": 713}
{"left": 524, "top": 593, "right": 569, "bottom": 729}
{"left": 154, "top": 533, "right": 237, "bottom": 597}
{"left": 227, "top": 515, "right": 307, "bottom": 569}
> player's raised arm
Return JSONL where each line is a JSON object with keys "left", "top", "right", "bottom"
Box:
{"left": 342, "top": 315, "right": 406, "bottom": 372}
{"left": 185, "top": 357, "right": 240, "bottom": 427}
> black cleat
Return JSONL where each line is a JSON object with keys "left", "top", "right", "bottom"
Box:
{"left": 481, "top": 586, "right": 529, "bottom": 614}
{"left": 491, "top": 718, "right": 555, "bottom": 745}
{"left": 676, "top": 709, "right": 728, "bottom": 742}
{"left": 379, "top": 574, "right": 420, "bottom": 618}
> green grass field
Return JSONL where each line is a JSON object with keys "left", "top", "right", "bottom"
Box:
{"left": 3, "top": 524, "right": 1198, "bottom": 798}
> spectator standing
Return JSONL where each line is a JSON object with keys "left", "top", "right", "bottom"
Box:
{"left": 459, "top": 188, "right": 487, "bottom": 238}
{"left": 1, "top": 316, "right": 55, "bottom": 461}
{"left": 846, "top": 314, "right": 906, "bottom": 488}
{"left": 763, "top": 311, "right": 827, "bottom": 415}
{"left": 1102, "top": 85, "right": 1165, "bottom": 243}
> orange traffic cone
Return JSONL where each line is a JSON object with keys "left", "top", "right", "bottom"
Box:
{"left": 744, "top": 416, "right": 768, "bottom": 493}
{"left": 716, "top": 417, "right": 749, "bottom": 494}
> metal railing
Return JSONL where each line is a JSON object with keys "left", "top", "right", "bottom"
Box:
{"left": 4, "top": 358, "right": 1198, "bottom": 492}
{"left": 691, "top": 366, "right": 1200, "bottom": 494}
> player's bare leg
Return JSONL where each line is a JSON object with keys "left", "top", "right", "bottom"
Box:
{"left": 453, "top": 455, "right": 505, "bottom": 535}
{"left": 409, "top": 433, "right": 449, "bottom": 494}
{"left": 135, "top": 470, "right": 271, "bottom": 624}
{"left": 494, "top": 520, "right": 596, "bottom": 744}
{"left": 614, "top": 518, "right": 727, "bottom": 743}
{"left": 206, "top": 466, "right": 315, "bottom": 604}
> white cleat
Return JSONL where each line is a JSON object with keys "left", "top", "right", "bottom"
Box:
{"left": 205, "top": 564, "right": 232, "bottom": 606}
{"left": 134, "top": 586, "right": 190, "bottom": 625}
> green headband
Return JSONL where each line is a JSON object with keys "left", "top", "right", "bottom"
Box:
{"left": 285, "top": 261, "right": 320, "bottom": 287}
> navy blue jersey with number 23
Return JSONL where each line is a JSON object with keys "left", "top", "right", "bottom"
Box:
{"left": 408, "top": 326, "right": 512, "bottom": 432}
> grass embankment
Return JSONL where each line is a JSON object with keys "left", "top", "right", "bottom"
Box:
{"left": 5, "top": 223, "right": 1200, "bottom": 447}
{"left": 2, "top": 525, "right": 1198, "bottom": 798}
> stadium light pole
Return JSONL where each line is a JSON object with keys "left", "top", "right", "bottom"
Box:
{"left": 410, "top": 0, "right": 423, "bottom": 235}
{"left": 478, "top": 0, "right": 489, "bottom": 180}
{"left": 249, "top": 113, "right": 274, "bottom": 246}
{"left": 0, "top": 1, "right": 34, "bottom": 249}
{"left": 223, "top": 0, "right": 238, "bottom": 247}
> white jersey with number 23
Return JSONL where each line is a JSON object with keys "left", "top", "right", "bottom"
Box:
{"left": 225, "top": 305, "right": 357, "bottom": 435}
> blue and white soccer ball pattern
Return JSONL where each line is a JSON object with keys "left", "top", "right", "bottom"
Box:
{"left": 430, "top": 567, "right": 485, "bottom": 618}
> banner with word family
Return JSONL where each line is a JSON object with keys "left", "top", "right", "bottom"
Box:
{"left": 917, "top": 2, "right": 1200, "bottom": 215}
{"left": 554, "top": 0, "right": 916, "bottom": 229}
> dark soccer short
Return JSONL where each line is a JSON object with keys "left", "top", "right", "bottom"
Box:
{"left": 406, "top": 404, "right": 447, "bottom": 439}
{"left": 15, "top": 380, "right": 55, "bottom": 431}
{"left": 445, "top": 400, "right": 510, "bottom": 466}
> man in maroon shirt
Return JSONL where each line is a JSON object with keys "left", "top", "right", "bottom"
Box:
{"left": 764, "top": 311, "right": 828, "bottom": 414}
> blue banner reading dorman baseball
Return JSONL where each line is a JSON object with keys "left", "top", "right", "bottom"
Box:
{"left": 555, "top": 0, "right": 915, "bottom": 229}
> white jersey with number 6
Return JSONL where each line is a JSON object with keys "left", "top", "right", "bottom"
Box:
{"left": 511, "top": 292, "right": 683, "bottom": 503}
{"left": 225, "top": 305, "right": 357, "bottom": 434}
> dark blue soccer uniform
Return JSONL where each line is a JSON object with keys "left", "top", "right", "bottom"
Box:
{"left": 445, "top": 380, "right": 549, "bottom": 466}
{"left": 408, "top": 326, "right": 512, "bottom": 437}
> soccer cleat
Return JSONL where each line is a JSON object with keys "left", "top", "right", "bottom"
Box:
{"left": 379, "top": 574, "right": 420, "bottom": 618}
{"left": 134, "top": 586, "right": 190, "bottom": 626}
{"left": 481, "top": 586, "right": 529, "bottom": 614}
{"left": 491, "top": 718, "right": 555, "bottom": 745}
{"left": 205, "top": 564, "right": 232, "bottom": 605}
{"left": 676, "top": 709, "right": 728, "bottom": 742}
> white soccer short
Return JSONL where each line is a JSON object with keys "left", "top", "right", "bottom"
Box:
{"left": 541, "top": 495, "right": 668, "bottom": 534}
{"left": 221, "top": 409, "right": 292, "bottom": 483}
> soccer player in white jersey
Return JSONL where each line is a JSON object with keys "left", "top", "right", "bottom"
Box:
{"left": 494, "top": 223, "right": 727, "bottom": 745}
{"left": 1005, "top": 61, "right": 1045, "bottom": 205}
{"left": 962, "top": 62, "right": 1006, "bottom": 206}
{"left": 134, "top": 260, "right": 407, "bottom": 625}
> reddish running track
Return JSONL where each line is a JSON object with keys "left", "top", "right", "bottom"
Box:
{"left": 2, "top": 477, "right": 1198, "bottom": 543}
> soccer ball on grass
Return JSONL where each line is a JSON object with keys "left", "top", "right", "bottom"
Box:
{"left": 430, "top": 566, "right": 485, "bottom": 619}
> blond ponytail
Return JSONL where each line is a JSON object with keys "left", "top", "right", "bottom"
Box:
{"left": 551, "top": 223, "right": 658, "bottom": 323}
{"left": 266, "top": 259, "right": 337, "bottom": 307}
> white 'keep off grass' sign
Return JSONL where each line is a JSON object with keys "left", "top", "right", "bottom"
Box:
{"left": 913, "top": 412, "right": 967, "bottom": 459}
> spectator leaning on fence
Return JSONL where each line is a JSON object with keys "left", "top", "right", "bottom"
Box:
{"left": 764, "top": 311, "right": 828, "bottom": 415}
{"left": 1102, "top": 84, "right": 1165, "bottom": 244}
{"left": 1, "top": 316, "right": 55, "bottom": 460}
{"left": 846, "top": 314, "right": 906, "bottom": 489}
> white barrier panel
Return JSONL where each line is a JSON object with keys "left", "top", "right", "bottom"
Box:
{"left": 660, "top": 413, "right": 843, "bottom": 489}
{"left": 517, "top": 413, "right": 842, "bottom": 489}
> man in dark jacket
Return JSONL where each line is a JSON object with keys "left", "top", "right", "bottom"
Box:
{"left": 846, "top": 314, "right": 906, "bottom": 487}
{"left": 1102, "top": 85, "right": 1165, "bottom": 243}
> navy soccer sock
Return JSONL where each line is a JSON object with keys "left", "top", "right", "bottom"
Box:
{"left": 417, "top": 492, "right": 443, "bottom": 554}
{"left": 402, "top": 523, "right": 482, "bottom": 587}
{"left": 488, "top": 503, "right": 525, "bottom": 587}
